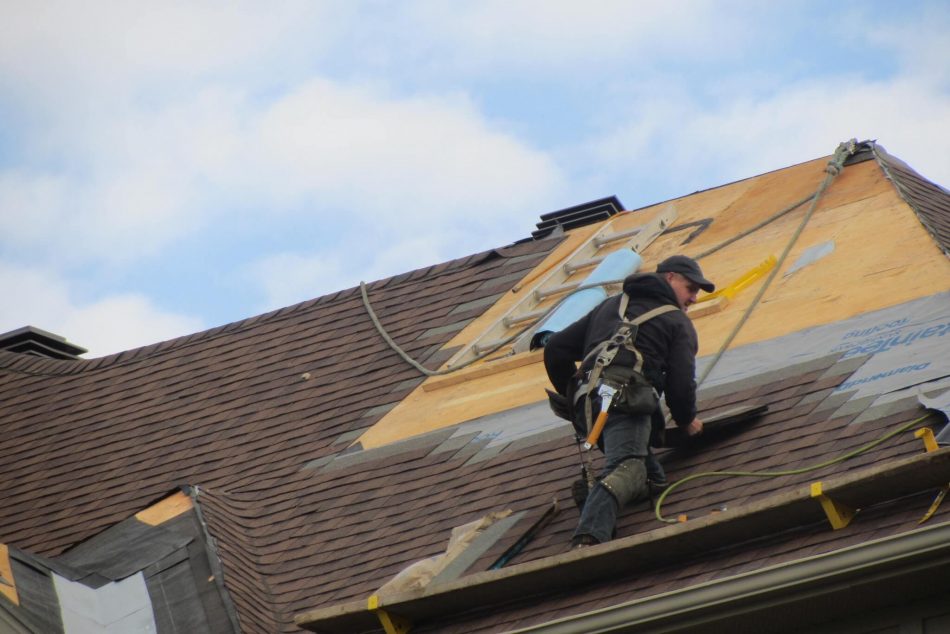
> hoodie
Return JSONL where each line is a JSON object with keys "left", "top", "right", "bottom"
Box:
{"left": 543, "top": 272, "right": 699, "bottom": 427}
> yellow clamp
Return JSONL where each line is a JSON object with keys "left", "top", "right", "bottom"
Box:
{"left": 368, "top": 594, "right": 411, "bottom": 634}
{"left": 919, "top": 486, "right": 948, "bottom": 525}
{"left": 915, "top": 427, "right": 939, "bottom": 453}
{"left": 811, "top": 481, "right": 855, "bottom": 530}
{"left": 695, "top": 255, "right": 778, "bottom": 304}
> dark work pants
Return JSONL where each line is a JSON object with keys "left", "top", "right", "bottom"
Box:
{"left": 573, "top": 411, "right": 651, "bottom": 544}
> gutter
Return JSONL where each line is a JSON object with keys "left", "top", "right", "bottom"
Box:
{"left": 513, "top": 519, "right": 950, "bottom": 633}
{"left": 295, "top": 447, "right": 950, "bottom": 633}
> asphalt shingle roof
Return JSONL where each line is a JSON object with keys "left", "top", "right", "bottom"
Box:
{"left": 2, "top": 140, "right": 949, "bottom": 633}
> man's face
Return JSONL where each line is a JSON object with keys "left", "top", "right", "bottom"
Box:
{"left": 665, "top": 272, "right": 701, "bottom": 311}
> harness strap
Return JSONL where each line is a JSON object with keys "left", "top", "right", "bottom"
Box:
{"left": 577, "top": 299, "right": 678, "bottom": 435}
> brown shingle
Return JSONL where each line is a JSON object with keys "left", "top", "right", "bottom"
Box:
{"left": 4, "top": 144, "right": 950, "bottom": 633}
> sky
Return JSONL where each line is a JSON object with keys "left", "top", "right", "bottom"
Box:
{"left": 0, "top": 1, "right": 948, "bottom": 357}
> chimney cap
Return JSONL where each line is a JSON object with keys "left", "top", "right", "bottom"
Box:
{"left": 0, "top": 326, "right": 88, "bottom": 360}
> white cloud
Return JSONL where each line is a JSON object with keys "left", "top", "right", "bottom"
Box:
{"left": 246, "top": 251, "right": 352, "bottom": 312}
{"left": 1, "top": 69, "right": 564, "bottom": 266}
{"left": 0, "top": 165, "right": 199, "bottom": 264}
{"left": 587, "top": 73, "right": 950, "bottom": 200}
{"left": 396, "top": 0, "right": 744, "bottom": 74}
{"left": 250, "top": 79, "right": 564, "bottom": 225}
{"left": 0, "top": 1, "right": 339, "bottom": 100}
{"left": 246, "top": 232, "right": 464, "bottom": 313}
{"left": 861, "top": 3, "right": 949, "bottom": 85}
{"left": 0, "top": 263, "right": 203, "bottom": 357}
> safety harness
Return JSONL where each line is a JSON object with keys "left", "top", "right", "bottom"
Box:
{"left": 573, "top": 295, "right": 678, "bottom": 492}
{"left": 577, "top": 297, "right": 677, "bottom": 436}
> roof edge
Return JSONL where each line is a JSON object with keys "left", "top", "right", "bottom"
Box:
{"left": 0, "top": 237, "right": 561, "bottom": 378}
{"left": 295, "top": 445, "right": 950, "bottom": 632}
{"left": 513, "top": 518, "right": 950, "bottom": 633}
{"left": 870, "top": 141, "right": 950, "bottom": 257}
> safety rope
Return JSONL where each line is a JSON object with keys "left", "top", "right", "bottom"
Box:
{"left": 359, "top": 278, "right": 629, "bottom": 376}
{"left": 694, "top": 139, "right": 857, "bottom": 388}
{"left": 692, "top": 193, "right": 814, "bottom": 262}
{"left": 654, "top": 412, "right": 936, "bottom": 523}
{"left": 652, "top": 139, "right": 863, "bottom": 521}
{"left": 362, "top": 142, "right": 859, "bottom": 379}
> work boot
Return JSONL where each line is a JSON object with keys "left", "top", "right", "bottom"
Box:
{"left": 570, "top": 534, "right": 600, "bottom": 550}
{"left": 648, "top": 477, "right": 669, "bottom": 498}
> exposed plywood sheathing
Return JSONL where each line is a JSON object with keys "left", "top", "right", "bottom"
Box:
{"left": 358, "top": 157, "right": 950, "bottom": 449}
{"left": 134, "top": 490, "right": 193, "bottom": 526}
{"left": 0, "top": 543, "right": 18, "bottom": 605}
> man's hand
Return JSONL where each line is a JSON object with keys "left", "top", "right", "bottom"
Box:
{"left": 686, "top": 417, "right": 703, "bottom": 436}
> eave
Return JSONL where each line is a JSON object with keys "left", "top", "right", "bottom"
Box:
{"left": 295, "top": 446, "right": 950, "bottom": 632}
{"left": 514, "top": 517, "right": 950, "bottom": 633}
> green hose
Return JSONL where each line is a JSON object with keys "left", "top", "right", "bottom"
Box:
{"left": 655, "top": 412, "right": 936, "bottom": 523}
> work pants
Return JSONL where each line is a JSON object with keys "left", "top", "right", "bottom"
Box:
{"left": 573, "top": 411, "right": 651, "bottom": 544}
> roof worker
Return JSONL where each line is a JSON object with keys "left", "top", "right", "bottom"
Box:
{"left": 542, "top": 255, "right": 713, "bottom": 548}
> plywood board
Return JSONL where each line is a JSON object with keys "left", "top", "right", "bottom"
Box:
{"left": 0, "top": 543, "right": 18, "bottom": 605}
{"left": 135, "top": 490, "right": 193, "bottom": 526}
{"left": 357, "top": 158, "right": 950, "bottom": 449}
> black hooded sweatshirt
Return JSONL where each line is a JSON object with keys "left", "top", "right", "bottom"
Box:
{"left": 543, "top": 272, "right": 699, "bottom": 428}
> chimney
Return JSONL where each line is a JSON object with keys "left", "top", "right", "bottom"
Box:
{"left": 0, "top": 326, "right": 88, "bottom": 360}
{"left": 531, "top": 196, "right": 626, "bottom": 240}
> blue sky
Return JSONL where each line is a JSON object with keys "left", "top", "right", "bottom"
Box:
{"left": 1, "top": 1, "right": 947, "bottom": 357}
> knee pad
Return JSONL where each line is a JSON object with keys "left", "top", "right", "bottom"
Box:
{"left": 599, "top": 458, "right": 647, "bottom": 507}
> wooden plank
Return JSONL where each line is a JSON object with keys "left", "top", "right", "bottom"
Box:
{"left": 135, "top": 490, "right": 193, "bottom": 526}
{"left": 0, "top": 543, "right": 18, "bottom": 605}
{"left": 423, "top": 351, "right": 543, "bottom": 392}
{"left": 688, "top": 295, "right": 729, "bottom": 319}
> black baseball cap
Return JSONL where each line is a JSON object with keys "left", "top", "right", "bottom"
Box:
{"left": 657, "top": 255, "right": 715, "bottom": 293}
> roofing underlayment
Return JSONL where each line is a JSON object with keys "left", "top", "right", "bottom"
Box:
{"left": 1, "top": 140, "right": 949, "bottom": 633}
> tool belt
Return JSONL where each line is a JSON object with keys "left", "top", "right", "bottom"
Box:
{"left": 597, "top": 364, "right": 659, "bottom": 416}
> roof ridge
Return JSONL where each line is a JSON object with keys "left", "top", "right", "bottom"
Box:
{"left": 869, "top": 140, "right": 950, "bottom": 257}
{"left": 0, "top": 242, "right": 549, "bottom": 379}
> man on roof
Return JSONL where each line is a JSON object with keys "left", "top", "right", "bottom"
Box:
{"left": 543, "top": 255, "right": 713, "bottom": 548}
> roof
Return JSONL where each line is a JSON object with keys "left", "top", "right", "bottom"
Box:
{"left": 1, "top": 140, "right": 949, "bottom": 633}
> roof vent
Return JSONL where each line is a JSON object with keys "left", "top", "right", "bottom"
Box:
{"left": 0, "top": 326, "right": 87, "bottom": 360}
{"left": 531, "top": 196, "right": 626, "bottom": 240}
